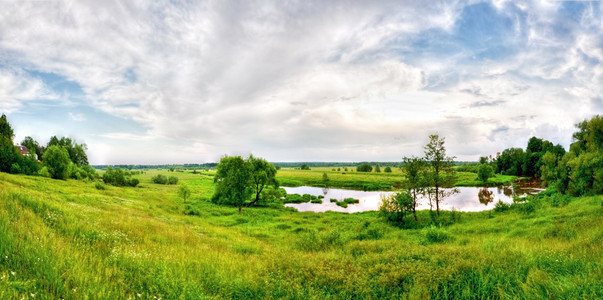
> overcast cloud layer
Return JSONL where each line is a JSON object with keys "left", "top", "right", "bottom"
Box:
{"left": 1, "top": 0, "right": 602, "bottom": 164}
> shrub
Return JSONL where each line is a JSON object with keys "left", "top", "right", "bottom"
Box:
{"left": 284, "top": 194, "right": 304, "bottom": 203}
{"left": 95, "top": 182, "right": 106, "bottom": 190}
{"left": 384, "top": 166, "right": 392, "bottom": 173}
{"left": 128, "top": 178, "right": 140, "bottom": 187}
{"left": 335, "top": 201, "right": 348, "bottom": 208}
{"left": 42, "top": 145, "right": 71, "bottom": 179}
{"left": 152, "top": 174, "right": 168, "bottom": 184}
{"left": 494, "top": 200, "right": 511, "bottom": 212}
{"left": 344, "top": 197, "right": 359, "bottom": 204}
{"left": 38, "top": 167, "right": 51, "bottom": 178}
{"left": 550, "top": 193, "right": 571, "bottom": 207}
{"left": 356, "top": 163, "right": 373, "bottom": 172}
{"left": 311, "top": 198, "right": 322, "bottom": 204}
{"left": 422, "top": 225, "right": 452, "bottom": 244}
{"left": 10, "top": 163, "right": 21, "bottom": 174}
{"left": 167, "top": 176, "right": 178, "bottom": 185}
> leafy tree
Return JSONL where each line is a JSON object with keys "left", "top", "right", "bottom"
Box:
{"left": 20, "top": 136, "right": 44, "bottom": 159}
{"left": 424, "top": 134, "right": 456, "bottom": 216}
{"left": 379, "top": 191, "right": 414, "bottom": 225}
{"left": 178, "top": 184, "right": 192, "bottom": 203}
{"left": 247, "top": 155, "right": 278, "bottom": 206}
{"left": 401, "top": 156, "right": 427, "bottom": 221}
{"left": 103, "top": 166, "right": 137, "bottom": 186}
{"left": 477, "top": 163, "right": 493, "bottom": 184}
{"left": 374, "top": 165, "right": 381, "bottom": 172}
{"left": 212, "top": 156, "right": 252, "bottom": 214}
{"left": 384, "top": 166, "right": 392, "bottom": 173}
{"left": 356, "top": 163, "right": 373, "bottom": 172}
{"left": 47, "top": 136, "right": 88, "bottom": 165}
{"left": 42, "top": 145, "right": 71, "bottom": 179}
{"left": 300, "top": 163, "right": 310, "bottom": 170}
{"left": 0, "top": 114, "right": 14, "bottom": 139}
{"left": 540, "top": 151, "right": 558, "bottom": 186}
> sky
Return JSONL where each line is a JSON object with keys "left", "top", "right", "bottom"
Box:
{"left": 1, "top": 0, "right": 603, "bottom": 165}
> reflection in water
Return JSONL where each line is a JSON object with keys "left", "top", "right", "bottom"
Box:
{"left": 283, "top": 185, "right": 535, "bottom": 213}
{"left": 478, "top": 187, "right": 494, "bottom": 205}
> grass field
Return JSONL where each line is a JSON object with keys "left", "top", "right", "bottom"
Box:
{"left": 0, "top": 170, "right": 601, "bottom": 299}
{"left": 276, "top": 167, "right": 517, "bottom": 190}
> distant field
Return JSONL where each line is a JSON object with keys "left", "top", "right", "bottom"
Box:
{"left": 276, "top": 167, "right": 517, "bottom": 190}
{"left": 1, "top": 171, "right": 601, "bottom": 298}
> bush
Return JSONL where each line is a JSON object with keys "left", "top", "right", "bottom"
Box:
{"left": 167, "top": 176, "right": 178, "bottom": 185}
{"left": 10, "top": 163, "right": 21, "bottom": 174}
{"left": 38, "top": 167, "right": 51, "bottom": 178}
{"left": 356, "top": 163, "right": 373, "bottom": 172}
{"left": 344, "top": 197, "right": 359, "bottom": 204}
{"left": 152, "top": 174, "right": 168, "bottom": 184}
{"left": 550, "top": 193, "right": 571, "bottom": 207}
{"left": 95, "top": 182, "right": 106, "bottom": 190}
{"left": 384, "top": 166, "right": 392, "bottom": 173}
{"left": 284, "top": 194, "right": 304, "bottom": 203}
{"left": 128, "top": 178, "right": 140, "bottom": 187}
{"left": 494, "top": 200, "right": 511, "bottom": 212}
{"left": 422, "top": 225, "right": 452, "bottom": 244}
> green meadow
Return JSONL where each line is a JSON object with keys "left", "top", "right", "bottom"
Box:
{"left": 1, "top": 170, "right": 601, "bottom": 299}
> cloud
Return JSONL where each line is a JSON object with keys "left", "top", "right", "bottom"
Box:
{"left": 1, "top": 1, "right": 602, "bottom": 163}
{"left": 0, "top": 69, "right": 56, "bottom": 113}
{"left": 68, "top": 112, "right": 86, "bottom": 121}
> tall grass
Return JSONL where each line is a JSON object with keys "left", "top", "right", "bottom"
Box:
{"left": 0, "top": 171, "right": 601, "bottom": 298}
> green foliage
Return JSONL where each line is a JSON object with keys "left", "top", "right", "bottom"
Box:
{"left": 94, "top": 182, "right": 107, "bottom": 190}
{"left": 103, "top": 166, "right": 137, "bottom": 186}
{"left": 356, "top": 163, "right": 373, "bottom": 172}
{"left": 42, "top": 145, "right": 71, "bottom": 179}
{"left": 47, "top": 136, "right": 89, "bottom": 165}
{"left": 477, "top": 163, "right": 494, "bottom": 184}
{"left": 300, "top": 163, "right": 310, "bottom": 170}
{"left": 247, "top": 155, "right": 278, "bottom": 205}
{"left": 178, "top": 184, "right": 192, "bottom": 202}
{"left": 212, "top": 155, "right": 253, "bottom": 213}
{"left": 493, "top": 200, "right": 511, "bottom": 212}
{"left": 0, "top": 136, "right": 18, "bottom": 173}
{"left": 384, "top": 166, "right": 392, "bottom": 173}
{"left": 421, "top": 225, "right": 452, "bottom": 244}
{"left": 152, "top": 174, "right": 168, "bottom": 184}
{"left": 424, "top": 134, "right": 456, "bottom": 215}
{"left": 374, "top": 165, "right": 381, "bottom": 172}
{"left": 379, "top": 191, "right": 414, "bottom": 225}
{"left": 21, "top": 136, "right": 44, "bottom": 159}
{"left": 167, "top": 175, "right": 178, "bottom": 185}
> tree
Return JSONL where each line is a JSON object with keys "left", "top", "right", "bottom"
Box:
{"left": 20, "top": 136, "right": 44, "bottom": 159}
{"left": 374, "top": 165, "right": 381, "bottom": 172}
{"left": 212, "top": 156, "right": 252, "bottom": 214}
{"left": 357, "top": 163, "right": 373, "bottom": 172}
{"left": 178, "top": 184, "right": 192, "bottom": 203}
{"left": 42, "top": 145, "right": 71, "bottom": 179}
{"left": 384, "top": 166, "right": 392, "bottom": 173}
{"left": 247, "top": 155, "right": 278, "bottom": 206}
{"left": 401, "top": 156, "right": 427, "bottom": 221}
{"left": 300, "top": 163, "right": 310, "bottom": 170}
{"left": 0, "top": 114, "right": 14, "bottom": 139}
{"left": 47, "top": 136, "right": 88, "bottom": 165}
{"left": 540, "top": 151, "right": 558, "bottom": 186}
{"left": 477, "top": 163, "right": 493, "bottom": 184}
{"left": 379, "top": 191, "right": 414, "bottom": 225}
{"left": 424, "top": 134, "right": 456, "bottom": 216}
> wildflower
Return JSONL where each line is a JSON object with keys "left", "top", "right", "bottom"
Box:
{"left": 137, "top": 293, "right": 142, "bottom": 298}
{"left": 10, "top": 271, "right": 15, "bottom": 276}
{"left": 73, "top": 288, "right": 77, "bottom": 293}
{"left": 30, "top": 293, "right": 35, "bottom": 298}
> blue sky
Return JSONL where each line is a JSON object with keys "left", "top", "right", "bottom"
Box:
{"left": 1, "top": 0, "right": 602, "bottom": 164}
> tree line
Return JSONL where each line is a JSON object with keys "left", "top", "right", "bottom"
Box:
{"left": 0, "top": 114, "right": 96, "bottom": 180}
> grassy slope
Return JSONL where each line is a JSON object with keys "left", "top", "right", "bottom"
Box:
{"left": 0, "top": 171, "right": 601, "bottom": 299}
{"left": 276, "top": 167, "right": 516, "bottom": 190}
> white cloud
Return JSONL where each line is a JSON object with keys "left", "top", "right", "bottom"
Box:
{"left": 1, "top": 1, "right": 602, "bottom": 163}
{"left": 68, "top": 112, "right": 86, "bottom": 121}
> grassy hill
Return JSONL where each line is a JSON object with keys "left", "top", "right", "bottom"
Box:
{"left": 0, "top": 171, "right": 601, "bottom": 299}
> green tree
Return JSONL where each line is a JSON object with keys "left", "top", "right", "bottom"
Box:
{"left": 47, "top": 136, "right": 88, "bottom": 165}
{"left": 477, "top": 163, "right": 494, "bottom": 184}
{"left": 247, "top": 155, "right": 278, "bottom": 206}
{"left": 0, "top": 114, "right": 18, "bottom": 173}
{"left": 384, "top": 166, "right": 392, "bottom": 173}
{"left": 357, "top": 163, "right": 373, "bottom": 172}
{"left": 178, "top": 184, "right": 192, "bottom": 203}
{"left": 540, "top": 151, "right": 558, "bottom": 186}
{"left": 0, "top": 114, "right": 14, "bottom": 139}
{"left": 42, "top": 145, "right": 71, "bottom": 179}
{"left": 401, "top": 156, "right": 427, "bottom": 221}
{"left": 212, "top": 155, "right": 252, "bottom": 214}
{"left": 300, "top": 163, "right": 310, "bottom": 170}
{"left": 424, "top": 134, "right": 456, "bottom": 216}
{"left": 374, "top": 165, "right": 381, "bottom": 172}
{"left": 21, "top": 136, "right": 44, "bottom": 159}
{"left": 379, "top": 191, "right": 414, "bottom": 225}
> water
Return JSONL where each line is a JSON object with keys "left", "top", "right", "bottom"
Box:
{"left": 283, "top": 185, "right": 537, "bottom": 213}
